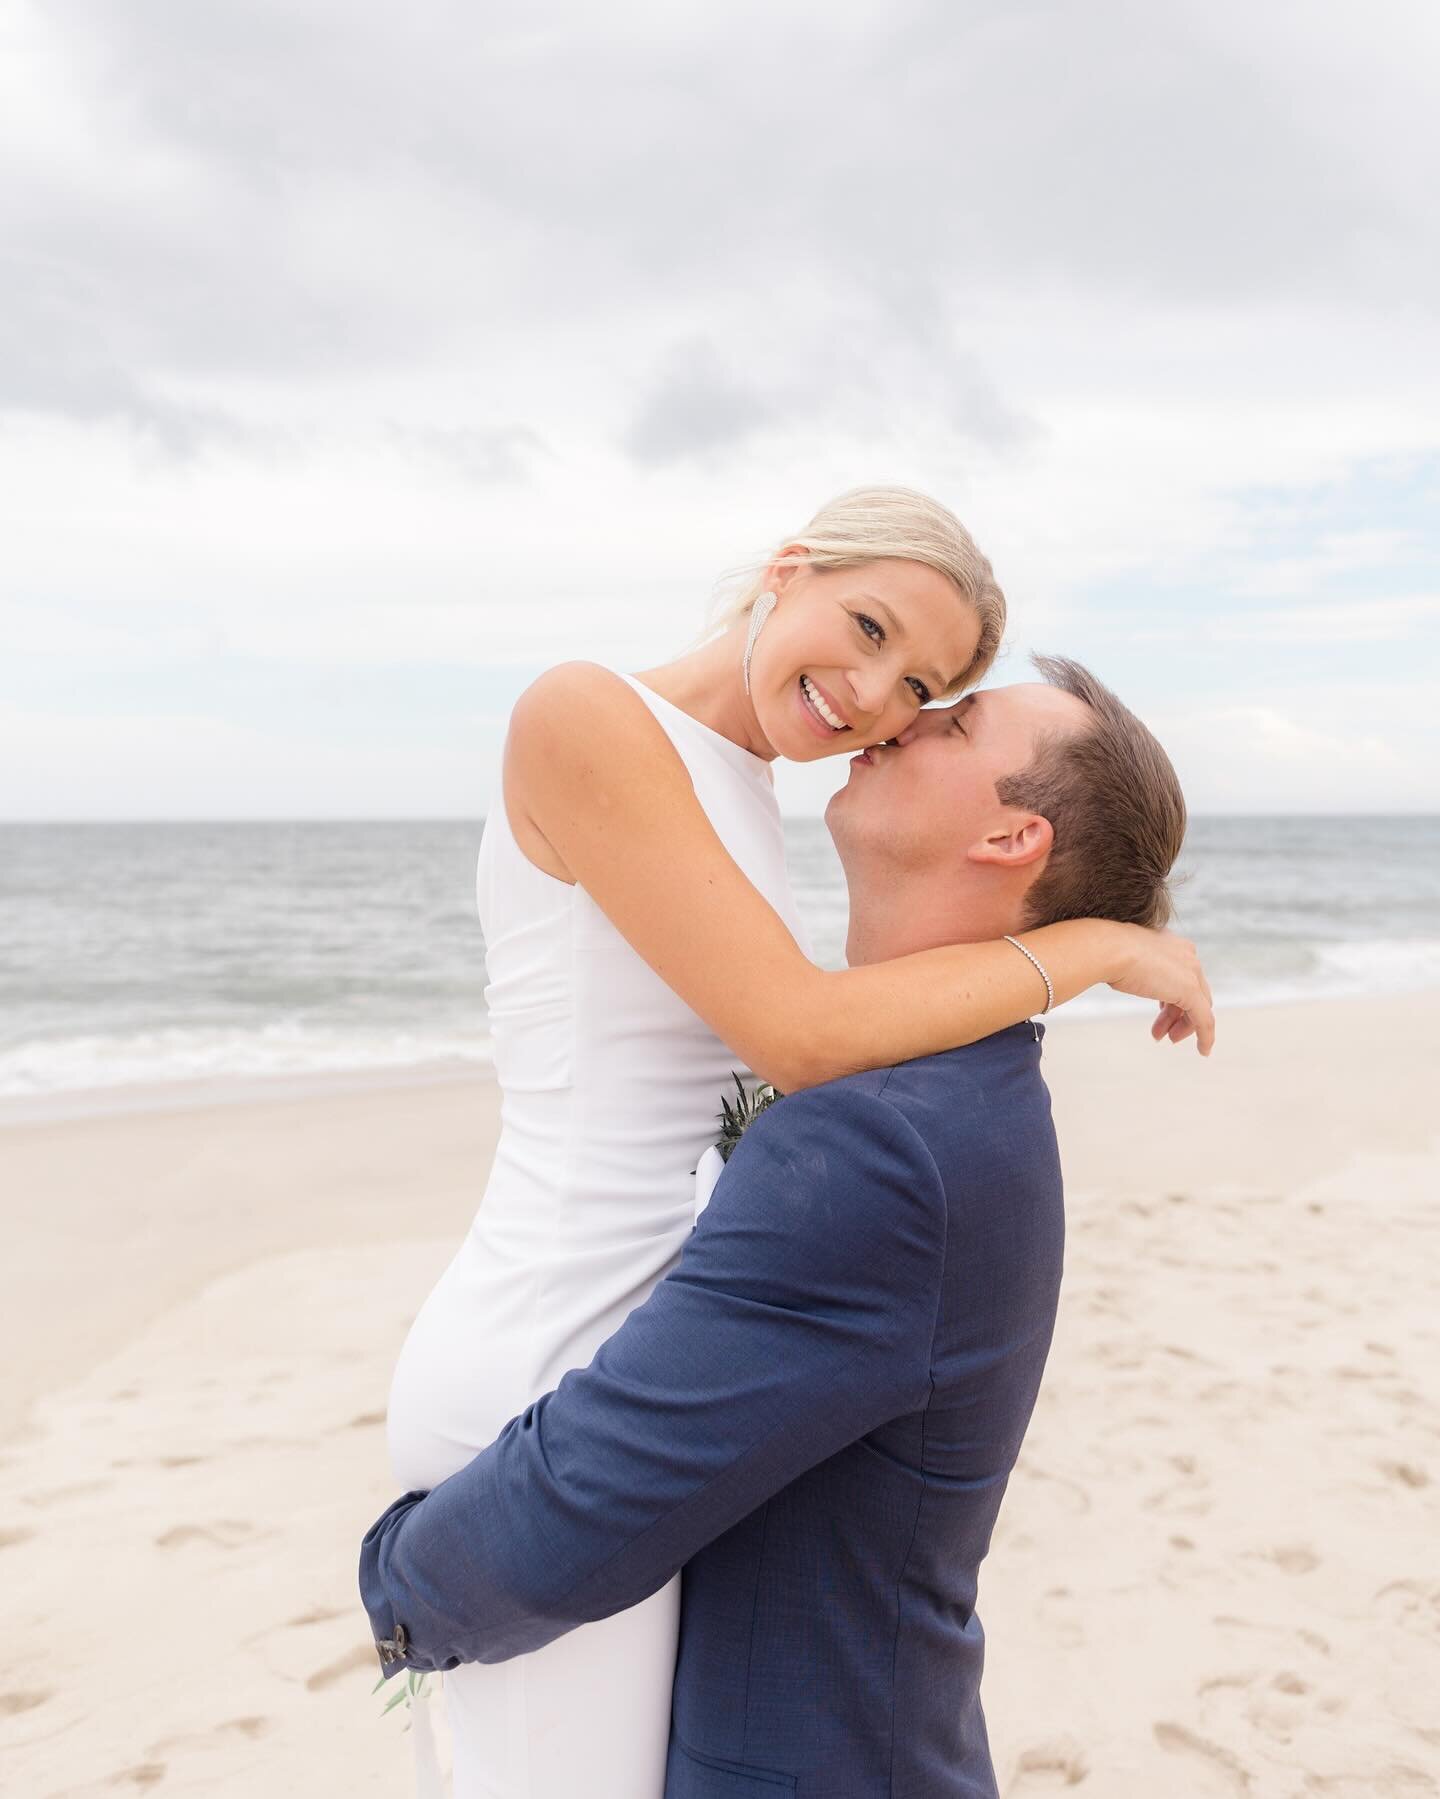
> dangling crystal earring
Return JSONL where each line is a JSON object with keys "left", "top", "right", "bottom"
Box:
{"left": 742, "top": 591, "right": 777, "bottom": 697}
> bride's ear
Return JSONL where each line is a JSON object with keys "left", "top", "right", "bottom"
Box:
{"left": 966, "top": 814, "right": 1054, "bottom": 870}
{"left": 764, "top": 543, "right": 810, "bottom": 596}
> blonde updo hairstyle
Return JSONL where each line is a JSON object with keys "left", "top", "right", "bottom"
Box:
{"left": 703, "top": 484, "right": 1007, "bottom": 695}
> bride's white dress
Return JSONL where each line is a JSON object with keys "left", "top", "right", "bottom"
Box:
{"left": 384, "top": 672, "right": 812, "bottom": 1798}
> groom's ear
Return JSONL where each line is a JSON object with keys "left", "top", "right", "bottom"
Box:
{"left": 966, "top": 813, "right": 1054, "bottom": 870}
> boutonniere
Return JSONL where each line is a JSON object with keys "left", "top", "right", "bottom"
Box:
{"left": 714, "top": 1071, "right": 784, "bottom": 1162}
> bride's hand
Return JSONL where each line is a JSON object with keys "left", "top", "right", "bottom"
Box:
{"left": 1106, "top": 926, "right": 1215, "bottom": 1056}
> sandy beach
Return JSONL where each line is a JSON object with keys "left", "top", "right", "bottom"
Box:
{"left": 2, "top": 993, "right": 1437, "bottom": 1796}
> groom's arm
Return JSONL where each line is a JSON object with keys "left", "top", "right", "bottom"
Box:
{"left": 359, "top": 1085, "right": 945, "bottom": 1674}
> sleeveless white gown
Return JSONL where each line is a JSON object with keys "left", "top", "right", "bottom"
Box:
{"left": 384, "top": 672, "right": 813, "bottom": 1798}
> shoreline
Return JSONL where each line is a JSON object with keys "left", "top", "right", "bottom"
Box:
{"left": 0, "top": 1052, "right": 493, "bottom": 1130}
{"left": 5, "top": 969, "right": 1439, "bottom": 1130}
{"left": 3, "top": 975, "right": 1436, "bottom": 1132}
{"left": 5, "top": 987, "right": 1435, "bottom": 1446}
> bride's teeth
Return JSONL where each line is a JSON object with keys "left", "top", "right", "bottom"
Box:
{"left": 802, "top": 675, "right": 846, "bottom": 730}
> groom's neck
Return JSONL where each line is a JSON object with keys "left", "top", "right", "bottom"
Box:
{"left": 843, "top": 871, "right": 1013, "bottom": 967}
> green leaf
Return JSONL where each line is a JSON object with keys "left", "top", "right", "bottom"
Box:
{"left": 714, "top": 1071, "right": 783, "bottom": 1162}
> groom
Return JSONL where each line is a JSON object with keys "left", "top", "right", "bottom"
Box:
{"left": 359, "top": 655, "right": 1190, "bottom": 1796}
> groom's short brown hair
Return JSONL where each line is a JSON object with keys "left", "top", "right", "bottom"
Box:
{"left": 998, "top": 656, "right": 1186, "bottom": 930}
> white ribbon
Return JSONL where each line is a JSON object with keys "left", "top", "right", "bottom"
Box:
{"left": 693, "top": 1143, "right": 726, "bottom": 1225}
{"left": 410, "top": 1673, "right": 450, "bottom": 1798}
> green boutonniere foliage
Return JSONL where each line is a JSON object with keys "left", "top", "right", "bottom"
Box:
{"left": 715, "top": 1071, "right": 783, "bottom": 1163}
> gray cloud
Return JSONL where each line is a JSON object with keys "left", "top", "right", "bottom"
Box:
{"left": 619, "top": 254, "right": 1045, "bottom": 466}
{"left": 389, "top": 423, "right": 551, "bottom": 483}
{"left": 0, "top": 251, "right": 253, "bottom": 452}
{"left": 622, "top": 337, "right": 782, "bottom": 467}
{"left": 3, "top": 0, "right": 1436, "bottom": 452}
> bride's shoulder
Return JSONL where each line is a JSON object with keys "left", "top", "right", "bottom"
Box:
{"left": 507, "top": 662, "right": 678, "bottom": 778}
{"left": 515, "top": 659, "right": 624, "bottom": 707}
{"left": 511, "top": 661, "right": 644, "bottom": 734}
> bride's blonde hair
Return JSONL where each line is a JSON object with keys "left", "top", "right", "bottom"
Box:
{"left": 700, "top": 484, "right": 1007, "bottom": 694}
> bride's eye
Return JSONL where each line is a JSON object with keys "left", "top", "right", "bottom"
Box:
{"left": 853, "top": 612, "right": 885, "bottom": 644}
{"left": 908, "top": 677, "right": 932, "bottom": 704}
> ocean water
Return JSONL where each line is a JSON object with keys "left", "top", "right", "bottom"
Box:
{"left": 1, "top": 816, "right": 1437, "bottom": 1100}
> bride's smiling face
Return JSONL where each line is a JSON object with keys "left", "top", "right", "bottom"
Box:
{"left": 745, "top": 553, "right": 983, "bottom": 763}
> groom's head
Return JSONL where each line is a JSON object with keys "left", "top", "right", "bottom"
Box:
{"left": 826, "top": 655, "right": 1186, "bottom": 960}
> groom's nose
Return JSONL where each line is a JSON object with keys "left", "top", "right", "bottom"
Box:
{"left": 893, "top": 705, "right": 950, "bottom": 749}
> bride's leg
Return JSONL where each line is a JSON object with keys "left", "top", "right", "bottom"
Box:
{"left": 443, "top": 1575, "right": 680, "bottom": 1799}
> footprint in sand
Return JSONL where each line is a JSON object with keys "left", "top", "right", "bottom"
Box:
{"left": 1305, "top": 1769, "right": 1439, "bottom": 1795}
{"left": 0, "top": 1526, "right": 35, "bottom": 1549}
{"left": 287, "top": 1604, "right": 349, "bottom": 1628}
{"left": 346, "top": 1409, "right": 386, "bottom": 1429}
{"left": 155, "top": 1520, "right": 257, "bottom": 1550}
{"left": 1373, "top": 1578, "right": 1440, "bottom": 1640}
{"left": 152, "top": 1714, "right": 271, "bottom": 1755}
{"left": 1033, "top": 1587, "right": 1086, "bottom": 1651}
{"left": 108, "top": 1762, "right": 166, "bottom": 1788}
{"left": 220, "top": 1716, "right": 269, "bottom": 1740}
{"left": 1152, "top": 1721, "right": 1251, "bottom": 1793}
{"left": 23, "top": 1477, "right": 112, "bottom": 1508}
{"left": 0, "top": 1688, "right": 52, "bottom": 1716}
{"left": 1378, "top": 1460, "right": 1430, "bottom": 1489}
{"left": 1266, "top": 1545, "right": 1321, "bottom": 1575}
{"left": 1014, "top": 1464, "right": 1091, "bottom": 1517}
{"left": 306, "top": 1643, "right": 379, "bottom": 1690}
{"left": 1195, "top": 1662, "right": 1338, "bottom": 1764}
{"left": 1143, "top": 1451, "right": 1213, "bottom": 1517}
{"left": 1008, "top": 1738, "right": 1089, "bottom": 1788}
{"left": 1197, "top": 1674, "right": 1253, "bottom": 1701}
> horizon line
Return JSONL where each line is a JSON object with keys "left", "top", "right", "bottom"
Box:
{"left": 3, "top": 812, "right": 1439, "bottom": 827}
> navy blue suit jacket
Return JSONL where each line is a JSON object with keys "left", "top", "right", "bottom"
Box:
{"left": 360, "top": 1023, "right": 1065, "bottom": 1796}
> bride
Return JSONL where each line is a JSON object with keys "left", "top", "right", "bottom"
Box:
{"left": 383, "top": 484, "right": 1211, "bottom": 1797}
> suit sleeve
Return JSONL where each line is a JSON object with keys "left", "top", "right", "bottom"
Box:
{"left": 358, "top": 1086, "right": 945, "bottom": 1672}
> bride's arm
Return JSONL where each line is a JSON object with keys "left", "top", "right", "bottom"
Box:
{"left": 504, "top": 663, "right": 1213, "bottom": 1093}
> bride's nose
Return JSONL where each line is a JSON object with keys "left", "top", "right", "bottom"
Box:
{"left": 893, "top": 708, "right": 938, "bottom": 748}
{"left": 848, "top": 665, "right": 895, "bottom": 723}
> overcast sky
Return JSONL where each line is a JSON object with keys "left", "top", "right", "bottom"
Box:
{"left": 2, "top": 0, "right": 1437, "bottom": 819}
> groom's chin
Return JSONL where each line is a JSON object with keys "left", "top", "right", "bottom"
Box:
{"left": 823, "top": 785, "right": 860, "bottom": 851}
